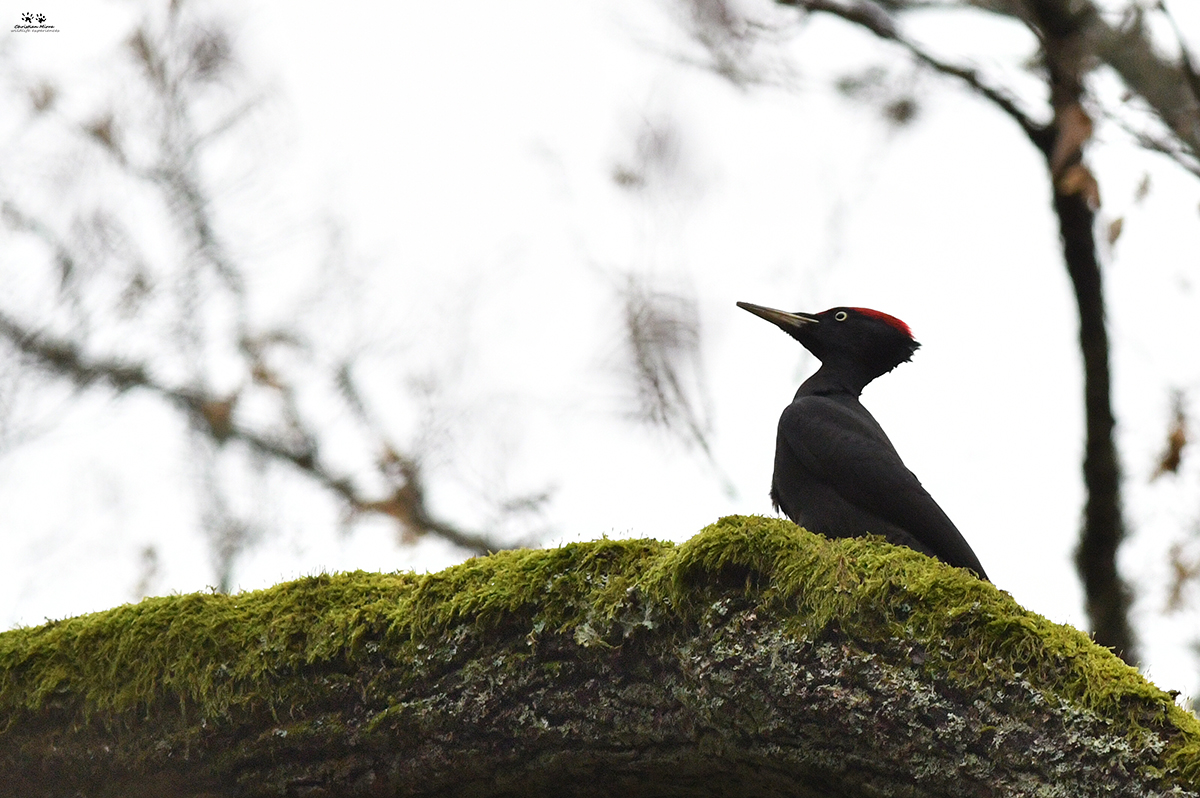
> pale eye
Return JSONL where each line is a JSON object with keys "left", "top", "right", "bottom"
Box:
{"left": 834, "top": 311, "right": 848, "bottom": 321}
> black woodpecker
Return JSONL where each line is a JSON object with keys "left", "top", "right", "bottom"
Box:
{"left": 738, "top": 302, "right": 988, "bottom": 580}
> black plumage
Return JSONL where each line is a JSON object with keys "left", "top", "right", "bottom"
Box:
{"left": 738, "top": 302, "right": 988, "bottom": 580}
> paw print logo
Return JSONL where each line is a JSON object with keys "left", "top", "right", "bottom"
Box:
{"left": 20, "top": 12, "right": 34, "bottom": 23}
{"left": 35, "top": 13, "right": 46, "bottom": 24}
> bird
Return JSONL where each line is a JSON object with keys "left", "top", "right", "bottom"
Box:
{"left": 737, "top": 301, "right": 988, "bottom": 580}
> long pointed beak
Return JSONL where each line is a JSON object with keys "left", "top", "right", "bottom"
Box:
{"left": 737, "top": 302, "right": 818, "bottom": 335}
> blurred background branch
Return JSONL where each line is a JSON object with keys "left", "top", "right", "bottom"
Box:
{"left": 0, "top": 0, "right": 528, "bottom": 594}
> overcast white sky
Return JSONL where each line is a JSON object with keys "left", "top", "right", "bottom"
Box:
{"left": 3, "top": 0, "right": 1200, "bottom": 694}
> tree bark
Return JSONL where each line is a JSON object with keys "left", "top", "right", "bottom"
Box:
{"left": 1, "top": 517, "right": 1194, "bottom": 797}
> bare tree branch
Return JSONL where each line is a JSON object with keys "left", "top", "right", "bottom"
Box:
{"left": 614, "top": 274, "right": 737, "bottom": 497}
{"left": 1104, "top": 113, "right": 1200, "bottom": 180}
{"left": 0, "top": 310, "right": 505, "bottom": 557}
{"left": 943, "top": 0, "right": 1200, "bottom": 174}
{"left": 0, "top": 0, "right": 534, "bottom": 582}
{"left": 778, "top": 0, "right": 1043, "bottom": 137}
{"left": 1157, "top": 1, "right": 1200, "bottom": 113}
{"left": 619, "top": 276, "right": 710, "bottom": 448}
{"left": 0, "top": 202, "right": 81, "bottom": 297}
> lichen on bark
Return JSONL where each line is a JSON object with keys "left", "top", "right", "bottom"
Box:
{"left": 1, "top": 515, "right": 1198, "bottom": 796}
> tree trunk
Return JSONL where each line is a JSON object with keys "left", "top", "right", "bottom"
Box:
{"left": 1052, "top": 188, "right": 1135, "bottom": 662}
{"left": 0, "top": 517, "right": 1194, "bottom": 797}
{"left": 1029, "top": 0, "right": 1139, "bottom": 663}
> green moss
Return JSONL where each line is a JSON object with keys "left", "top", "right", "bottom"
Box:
{"left": 2, "top": 515, "right": 1198, "bottom": 784}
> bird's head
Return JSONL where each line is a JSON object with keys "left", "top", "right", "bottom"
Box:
{"left": 737, "top": 302, "right": 920, "bottom": 385}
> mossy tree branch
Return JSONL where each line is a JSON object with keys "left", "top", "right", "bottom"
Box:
{"left": 2, "top": 517, "right": 1196, "bottom": 797}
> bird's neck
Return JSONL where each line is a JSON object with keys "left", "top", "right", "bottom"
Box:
{"left": 798, "top": 362, "right": 877, "bottom": 397}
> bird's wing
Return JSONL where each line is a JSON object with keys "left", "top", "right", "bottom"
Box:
{"left": 779, "top": 396, "right": 987, "bottom": 578}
